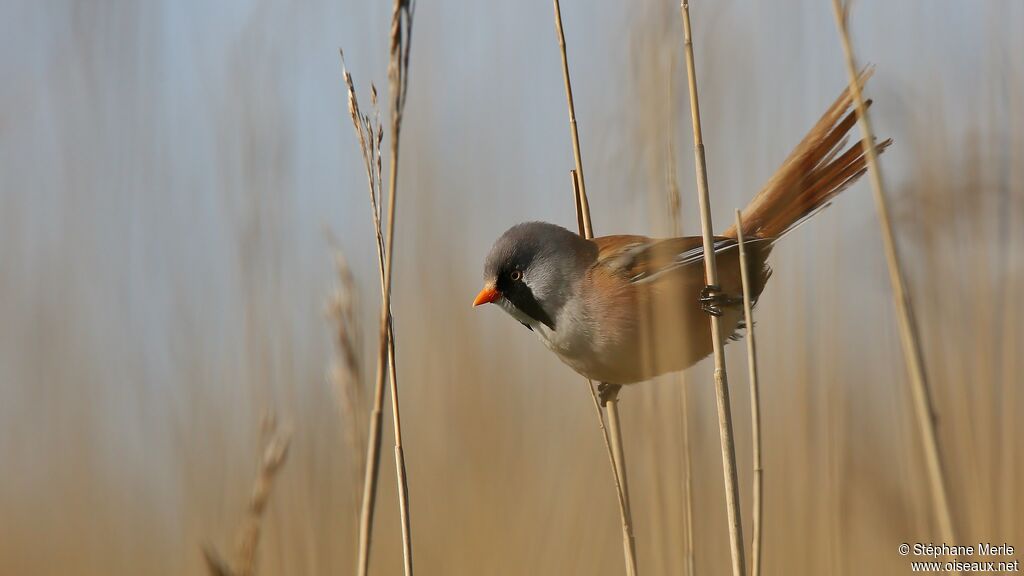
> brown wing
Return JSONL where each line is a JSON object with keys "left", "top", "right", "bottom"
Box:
{"left": 592, "top": 232, "right": 774, "bottom": 311}
{"left": 592, "top": 234, "right": 748, "bottom": 284}
{"left": 584, "top": 234, "right": 774, "bottom": 383}
{"left": 585, "top": 235, "right": 714, "bottom": 382}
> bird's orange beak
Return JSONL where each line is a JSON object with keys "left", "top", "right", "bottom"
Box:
{"left": 473, "top": 283, "right": 500, "bottom": 307}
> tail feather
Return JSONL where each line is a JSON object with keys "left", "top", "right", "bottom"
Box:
{"left": 724, "top": 68, "right": 890, "bottom": 240}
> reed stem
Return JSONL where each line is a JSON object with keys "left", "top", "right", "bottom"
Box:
{"left": 340, "top": 51, "right": 389, "bottom": 576}
{"left": 554, "top": 3, "right": 638, "bottom": 564}
{"left": 735, "top": 210, "right": 763, "bottom": 576}
{"left": 678, "top": 3, "right": 747, "bottom": 575}
{"left": 829, "top": 0, "right": 957, "bottom": 559}
{"left": 571, "top": 168, "right": 638, "bottom": 576}
{"left": 384, "top": 2, "right": 416, "bottom": 573}
{"left": 341, "top": 1, "right": 416, "bottom": 568}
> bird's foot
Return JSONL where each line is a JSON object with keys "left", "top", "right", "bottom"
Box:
{"left": 699, "top": 284, "right": 741, "bottom": 317}
{"left": 598, "top": 382, "right": 622, "bottom": 406}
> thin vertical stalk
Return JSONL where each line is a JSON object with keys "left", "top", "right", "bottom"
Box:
{"left": 384, "top": 1, "right": 416, "bottom": 574}
{"left": 573, "top": 180, "right": 638, "bottom": 576}
{"left": 572, "top": 178, "right": 637, "bottom": 571}
{"left": 678, "top": 3, "right": 747, "bottom": 576}
{"left": 556, "top": 0, "right": 637, "bottom": 570}
{"left": 830, "top": 0, "right": 957, "bottom": 556}
{"left": 341, "top": 51, "right": 389, "bottom": 576}
{"left": 580, "top": 374, "right": 638, "bottom": 576}
{"left": 678, "top": 378, "right": 696, "bottom": 576}
{"left": 583, "top": 384, "right": 637, "bottom": 576}
{"left": 342, "top": 0, "right": 416, "bottom": 571}
{"left": 606, "top": 400, "right": 637, "bottom": 571}
{"left": 679, "top": 379, "right": 696, "bottom": 573}
{"left": 555, "top": 1, "right": 637, "bottom": 565}
{"left": 735, "top": 210, "right": 763, "bottom": 576}
{"left": 554, "top": 0, "right": 591, "bottom": 239}
{"left": 356, "top": 357, "right": 385, "bottom": 576}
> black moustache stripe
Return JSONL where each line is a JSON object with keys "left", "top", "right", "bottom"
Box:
{"left": 506, "top": 287, "right": 556, "bottom": 331}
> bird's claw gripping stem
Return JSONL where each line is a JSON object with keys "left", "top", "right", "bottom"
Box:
{"left": 699, "top": 284, "right": 741, "bottom": 317}
{"left": 598, "top": 382, "right": 622, "bottom": 406}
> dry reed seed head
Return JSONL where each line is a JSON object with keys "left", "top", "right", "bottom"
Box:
{"left": 331, "top": 364, "right": 352, "bottom": 387}
{"left": 202, "top": 546, "right": 234, "bottom": 576}
{"left": 327, "top": 249, "right": 365, "bottom": 474}
{"left": 202, "top": 424, "right": 292, "bottom": 576}
{"left": 326, "top": 291, "right": 351, "bottom": 324}
{"left": 344, "top": 82, "right": 359, "bottom": 122}
{"left": 262, "top": 434, "right": 290, "bottom": 472}
{"left": 334, "top": 249, "right": 352, "bottom": 278}
{"left": 339, "top": 289, "right": 354, "bottom": 317}
{"left": 340, "top": 50, "right": 357, "bottom": 117}
{"left": 386, "top": 0, "right": 414, "bottom": 129}
{"left": 326, "top": 294, "right": 340, "bottom": 318}
{"left": 330, "top": 264, "right": 356, "bottom": 318}
{"left": 841, "top": 0, "right": 852, "bottom": 22}
{"left": 247, "top": 434, "right": 290, "bottom": 516}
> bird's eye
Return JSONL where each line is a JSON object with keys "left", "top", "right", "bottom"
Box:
{"left": 510, "top": 270, "right": 522, "bottom": 282}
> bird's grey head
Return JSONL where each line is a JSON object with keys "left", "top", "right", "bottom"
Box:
{"left": 476, "top": 222, "right": 596, "bottom": 331}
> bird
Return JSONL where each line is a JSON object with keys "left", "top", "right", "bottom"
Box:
{"left": 473, "top": 77, "right": 890, "bottom": 403}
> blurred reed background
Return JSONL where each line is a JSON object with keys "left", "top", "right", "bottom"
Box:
{"left": 1, "top": 0, "right": 1021, "bottom": 574}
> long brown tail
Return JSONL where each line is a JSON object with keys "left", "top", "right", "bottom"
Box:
{"left": 723, "top": 69, "right": 892, "bottom": 240}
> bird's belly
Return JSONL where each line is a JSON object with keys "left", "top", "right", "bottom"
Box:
{"left": 537, "top": 305, "right": 743, "bottom": 385}
{"left": 534, "top": 324, "right": 592, "bottom": 370}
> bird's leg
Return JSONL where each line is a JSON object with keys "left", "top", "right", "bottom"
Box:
{"left": 598, "top": 382, "right": 622, "bottom": 406}
{"left": 699, "top": 284, "right": 742, "bottom": 317}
